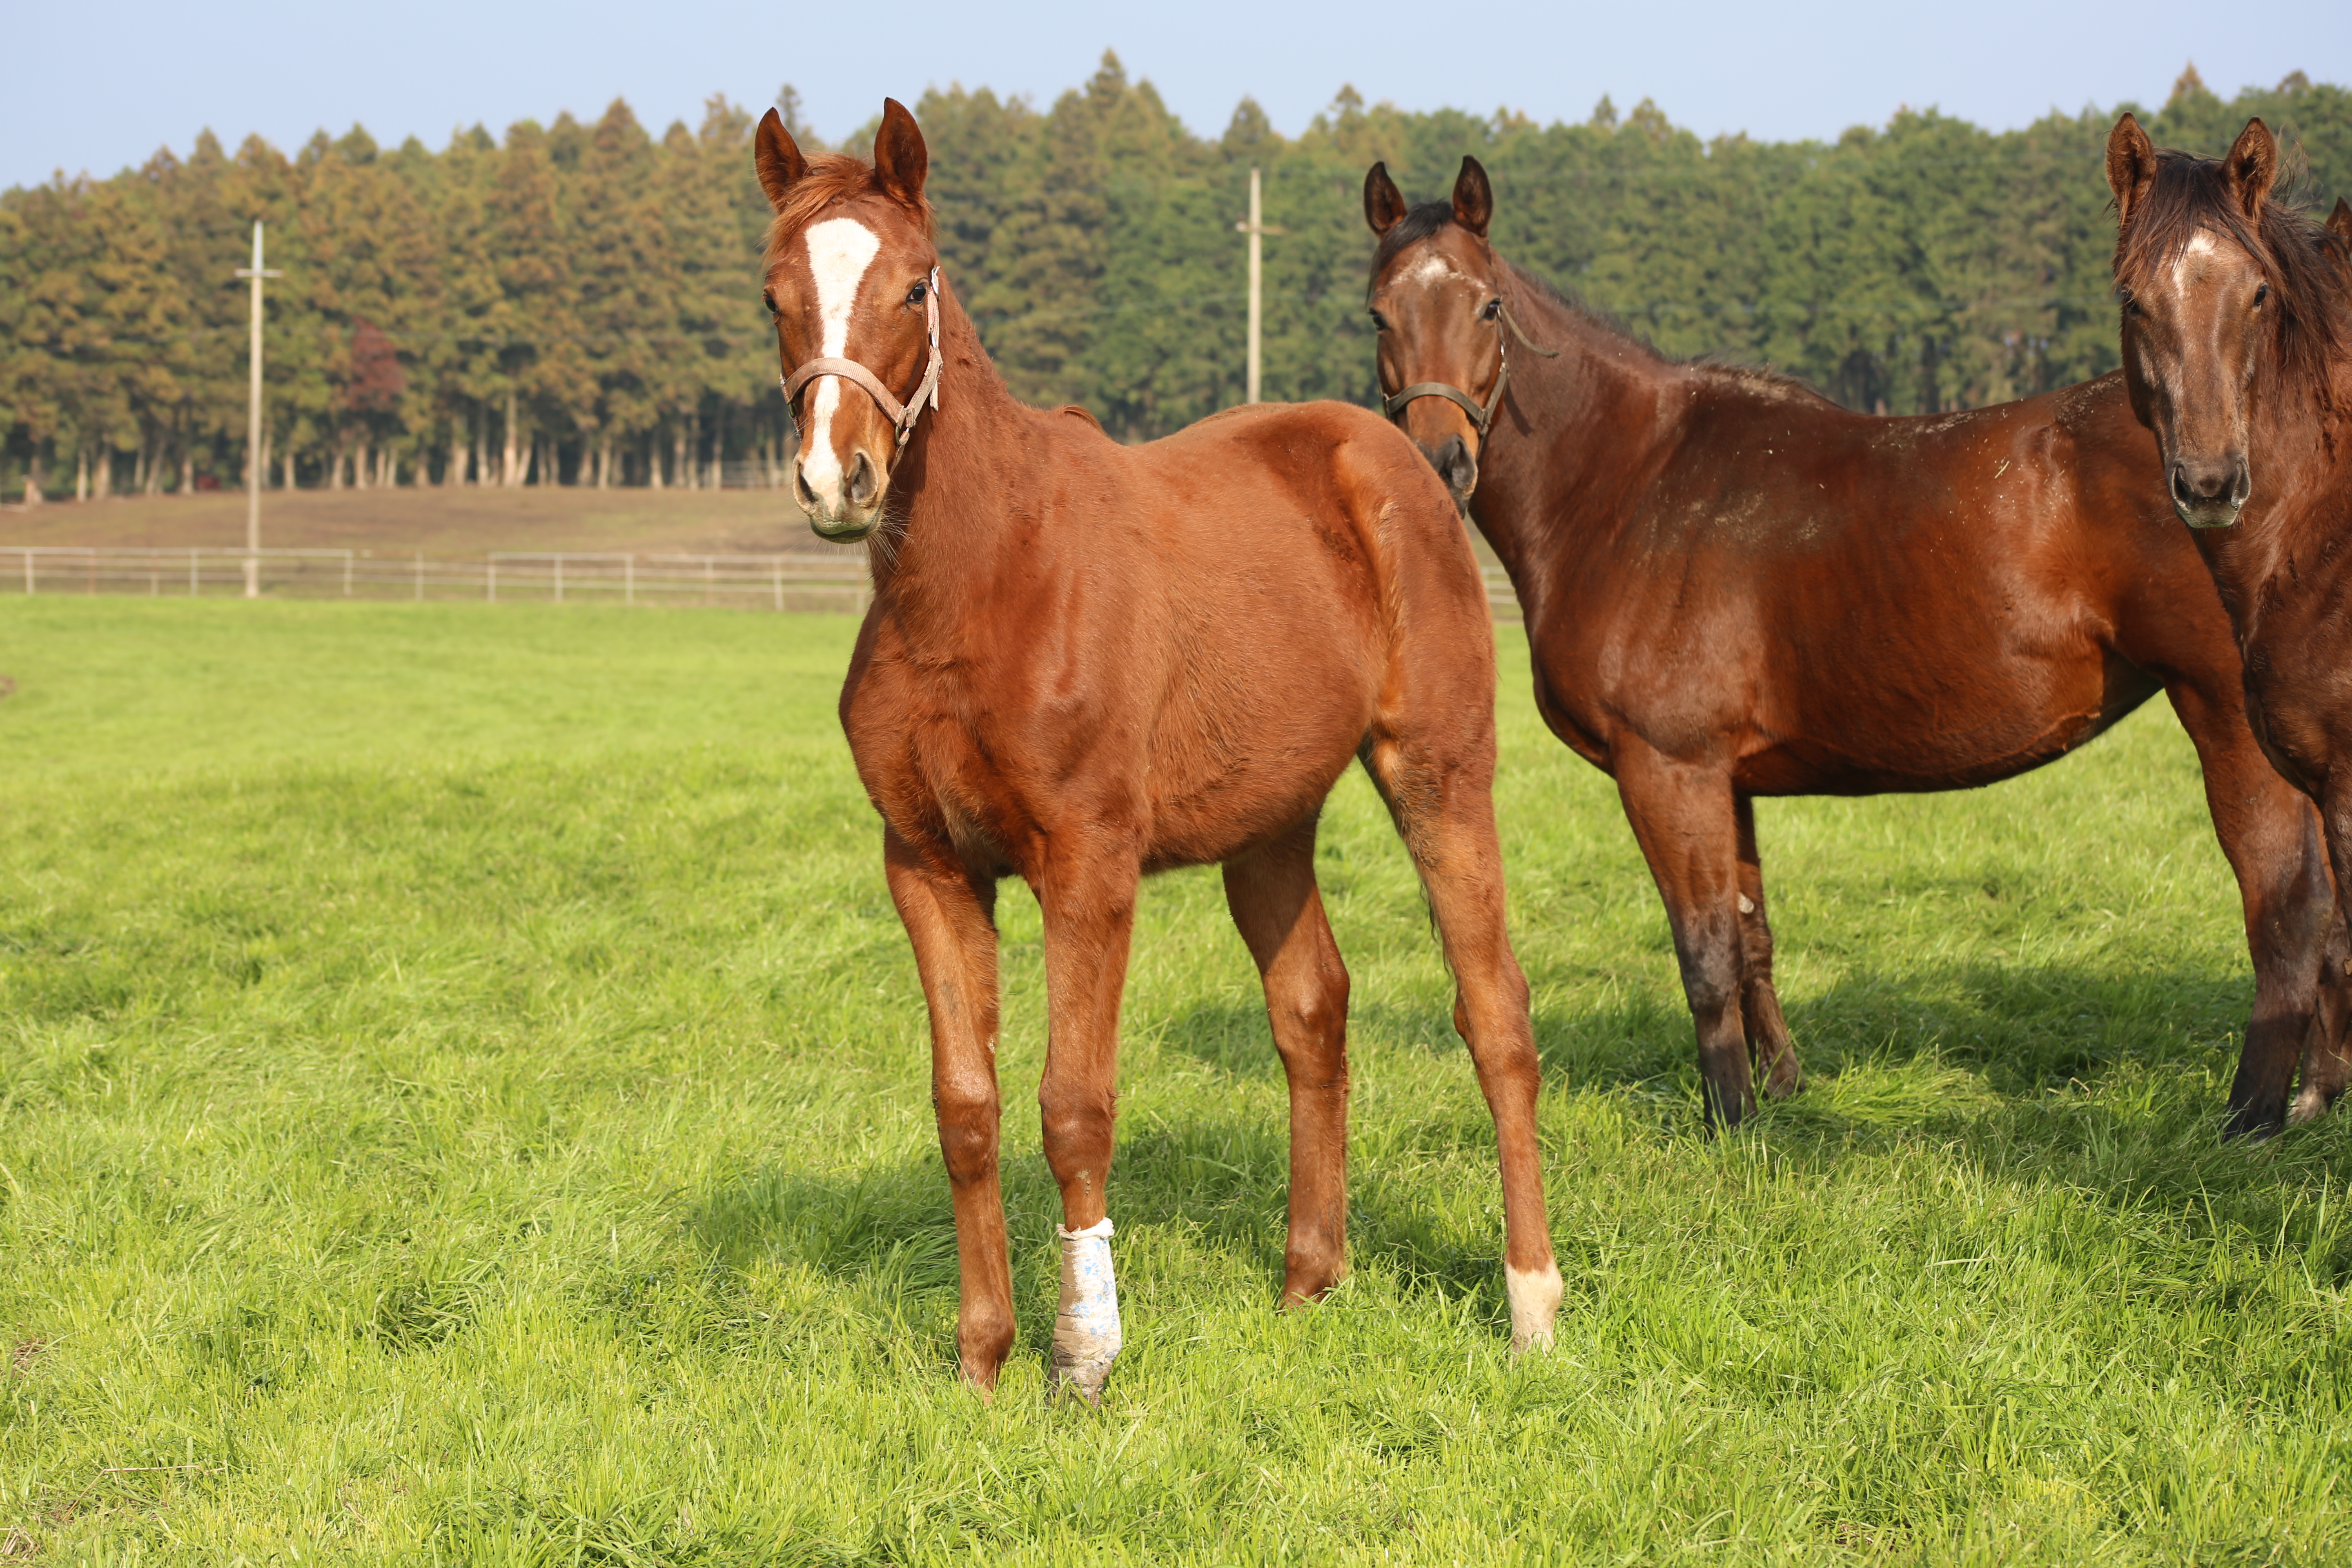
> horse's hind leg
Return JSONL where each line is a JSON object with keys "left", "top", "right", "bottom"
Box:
{"left": 1359, "top": 735, "right": 1561, "bottom": 1350}
{"left": 1611, "top": 743, "right": 1755, "bottom": 1129}
{"left": 882, "top": 828, "right": 1015, "bottom": 1389}
{"left": 1223, "top": 822, "right": 1352, "bottom": 1305}
{"left": 2165, "top": 679, "right": 2333, "bottom": 1136}
{"left": 2292, "top": 909, "right": 2352, "bottom": 1125}
{"left": 1735, "top": 793, "right": 1802, "bottom": 1100}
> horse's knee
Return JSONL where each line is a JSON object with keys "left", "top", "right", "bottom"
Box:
{"left": 1038, "top": 1084, "right": 1116, "bottom": 1163}
{"left": 1269, "top": 966, "right": 1349, "bottom": 1069}
{"left": 933, "top": 1085, "right": 1000, "bottom": 1187}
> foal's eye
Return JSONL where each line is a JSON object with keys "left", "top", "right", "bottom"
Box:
{"left": 2254, "top": 283, "right": 2270, "bottom": 307}
{"left": 1480, "top": 300, "right": 1501, "bottom": 321}
{"left": 762, "top": 290, "right": 776, "bottom": 317}
{"left": 1369, "top": 310, "right": 1390, "bottom": 331}
{"left": 906, "top": 281, "right": 928, "bottom": 307}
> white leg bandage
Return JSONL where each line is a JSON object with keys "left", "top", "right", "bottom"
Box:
{"left": 1051, "top": 1217, "right": 1122, "bottom": 1400}
{"left": 1507, "top": 1259, "right": 1564, "bottom": 1352}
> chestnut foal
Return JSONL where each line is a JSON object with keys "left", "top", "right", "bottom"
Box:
{"left": 2106, "top": 116, "right": 2352, "bottom": 1123}
{"left": 757, "top": 101, "right": 1560, "bottom": 1397}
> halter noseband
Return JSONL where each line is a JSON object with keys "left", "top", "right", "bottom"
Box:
{"left": 780, "top": 266, "right": 943, "bottom": 450}
{"left": 1379, "top": 299, "right": 1557, "bottom": 438}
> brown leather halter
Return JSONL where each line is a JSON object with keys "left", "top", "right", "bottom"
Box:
{"left": 780, "top": 266, "right": 943, "bottom": 449}
{"left": 1380, "top": 299, "right": 1557, "bottom": 437}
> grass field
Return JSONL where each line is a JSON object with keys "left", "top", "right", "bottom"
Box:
{"left": 2, "top": 599, "right": 2349, "bottom": 1565}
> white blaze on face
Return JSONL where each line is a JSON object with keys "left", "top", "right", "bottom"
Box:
{"left": 798, "top": 217, "right": 881, "bottom": 507}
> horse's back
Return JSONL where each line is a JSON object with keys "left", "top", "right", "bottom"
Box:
{"left": 997, "top": 400, "right": 1481, "bottom": 863}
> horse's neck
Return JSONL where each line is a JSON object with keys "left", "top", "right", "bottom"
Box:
{"left": 866, "top": 292, "right": 1038, "bottom": 619}
{"left": 1472, "top": 268, "right": 1679, "bottom": 578}
{"left": 2207, "top": 356, "right": 2352, "bottom": 639}
{"left": 2243, "top": 357, "right": 2352, "bottom": 551}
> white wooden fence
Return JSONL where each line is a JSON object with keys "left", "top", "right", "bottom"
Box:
{"left": 2, "top": 544, "right": 1520, "bottom": 621}
{"left": 2, "top": 546, "right": 871, "bottom": 613}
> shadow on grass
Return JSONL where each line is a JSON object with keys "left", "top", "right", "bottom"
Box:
{"left": 689, "top": 1111, "right": 1518, "bottom": 1348}
{"left": 1159, "top": 956, "right": 2350, "bottom": 1207}
{"left": 686, "top": 956, "right": 2352, "bottom": 1364}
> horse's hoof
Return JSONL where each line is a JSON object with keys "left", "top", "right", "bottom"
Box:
{"left": 1507, "top": 1259, "right": 1563, "bottom": 1353}
{"left": 1049, "top": 1343, "right": 1117, "bottom": 1406}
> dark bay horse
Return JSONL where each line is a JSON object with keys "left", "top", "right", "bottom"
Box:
{"left": 2105, "top": 116, "right": 2352, "bottom": 1123}
{"left": 1361, "top": 156, "right": 2352, "bottom": 1134}
{"left": 756, "top": 101, "right": 1561, "bottom": 1397}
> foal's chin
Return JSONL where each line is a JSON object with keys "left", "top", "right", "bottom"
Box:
{"left": 2175, "top": 500, "right": 2246, "bottom": 531}
{"left": 806, "top": 512, "right": 883, "bottom": 544}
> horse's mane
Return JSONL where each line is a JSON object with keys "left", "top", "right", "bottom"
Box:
{"left": 1503, "top": 253, "right": 1826, "bottom": 403}
{"left": 2116, "top": 147, "right": 2351, "bottom": 397}
{"left": 1372, "top": 199, "right": 1824, "bottom": 402}
{"left": 760, "top": 151, "right": 935, "bottom": 271}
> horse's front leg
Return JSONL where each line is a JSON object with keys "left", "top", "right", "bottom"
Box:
{"left": 882, "top": 827, "right": 1013, "bottom": 1388}
{"left": 1033, "top": 847, "right": 1141, "bottom": 1403}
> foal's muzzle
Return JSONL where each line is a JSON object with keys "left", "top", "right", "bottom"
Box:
{"left": 2170, "top": 455, "right": 2250, "bottom": 530}
{"left": 1419, "top": 434, "right": 1480, "bottom": 506}
{"left": 796, "top": 448, "right": 884, "bottom": 542}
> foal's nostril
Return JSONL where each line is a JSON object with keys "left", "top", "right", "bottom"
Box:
{"left": 847, "top": 451, "right": 878, "bottom": 508}
{"left": 2170, "top": 463, "right": 2195, "bottom": 508}
{"left": 793, "top": 462, "right": 820, "bottom": 514}
{"left": 1439, "top": 437, "right": 1479, "bottom": 500}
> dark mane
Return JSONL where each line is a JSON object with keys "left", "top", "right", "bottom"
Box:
{"left": 1502, "top": 259, "right": 1829, "bottom": 403}
{"left": 2116, "top": 147, "right": 2351, "bottom": 396}
{"left": 1375, "top": 198, "right": 1828, "bottom": 404}
{"left": 761, "top": 151, "right": 935, "bottom": 271}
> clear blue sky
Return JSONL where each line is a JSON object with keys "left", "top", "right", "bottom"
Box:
{"left": 9, "top": 0, "right": 2346, "bottom": 191}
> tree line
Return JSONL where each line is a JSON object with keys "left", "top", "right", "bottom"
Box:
{"left": 2, "top": 60, "right": 2345, "bottom": 503}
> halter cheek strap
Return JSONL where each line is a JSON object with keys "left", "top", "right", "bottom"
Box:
{"left": 1380, "top": 301, "right": 1557, "bottom": 438}
{"left": 780, "top": 266, "right": 943, "bottom": 449}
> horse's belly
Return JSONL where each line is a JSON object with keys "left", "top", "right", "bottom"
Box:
{"left": 1744, "top": 661, "right": 2140, "bottom": 794}
{"left": 1140, "top": 699, "right": 1369, "bottom": 869}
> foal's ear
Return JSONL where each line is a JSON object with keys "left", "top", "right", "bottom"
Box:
{"left": 1364, "top": 162, "right": 1408, "bottom": 235}
{"left": 2329, "top": 196, "right": 2352, "bottom": 248}
{"left": 2223, "top": 118, "right": 2278, "bottom": 223}
{"left": 873, "top": 97, "right": 930, "bottom": 209}
{"left": 1451, "top": 156, "right": 1492, "bottom": 238}
{"left": 2105, "top": 113, "right": 2156, "bottom": 229}
{"left": 754, "top": 107, "right": 808, "bottom": 212}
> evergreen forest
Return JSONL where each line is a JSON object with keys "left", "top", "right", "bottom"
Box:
{"left": 2, "top": 58, "right": 2346, "bottom": 502}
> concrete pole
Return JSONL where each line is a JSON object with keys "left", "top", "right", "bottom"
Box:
{"left": 234, "top": 223, "right": 281, "bottom": 599}
{"left": 1245, "top": 168, "right": 1262, "bottom": 404}
{"left": 1234, "top": 170, "right": 1284, "bottom": 405}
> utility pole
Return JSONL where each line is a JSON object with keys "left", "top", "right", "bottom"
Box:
{"left": 1234, "top": 168, "right": 1283, "bottom": 404}
{"left": 234, "top": 222, "right": 281, "bottom": 599}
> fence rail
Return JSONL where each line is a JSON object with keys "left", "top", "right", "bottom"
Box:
{"left": 1, "top": 545, "right": 1521, "bottom": 621}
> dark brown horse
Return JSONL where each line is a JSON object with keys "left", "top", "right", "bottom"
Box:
{"left": 755, "top": 101, "right": 1561, "bottom": 1397}
{"left": 1362, "top": 156, "right": 2352, "bottom": 1133}
{"left": 2105, "top": 115, "right": 2352, "bottom": 1124}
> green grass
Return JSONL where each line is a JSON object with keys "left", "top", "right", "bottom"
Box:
{"left": 2, "top": 598, "right": 2349, "bottom": 1565}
